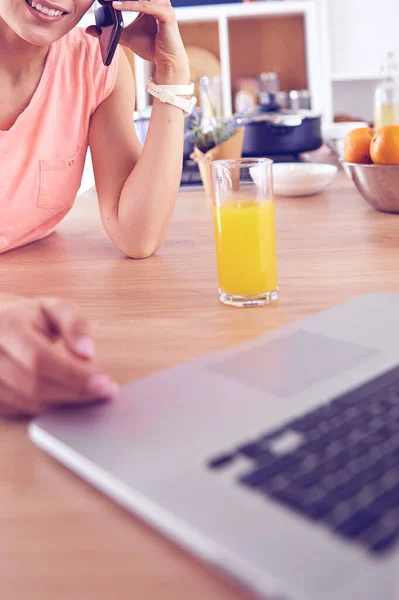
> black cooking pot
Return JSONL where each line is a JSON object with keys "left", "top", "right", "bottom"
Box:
{"left": 236, "top": 109, "right": 322, "bottom": 157}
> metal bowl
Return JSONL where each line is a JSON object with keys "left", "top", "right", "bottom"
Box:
{"left": 343, "top": 162, "right": 399, "bottom": 214}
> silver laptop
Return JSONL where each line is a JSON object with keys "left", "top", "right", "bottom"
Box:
{"left": 30, "top": 293, "right": 399, "bottom": 600}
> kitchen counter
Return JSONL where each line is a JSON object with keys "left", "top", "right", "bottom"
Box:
{"left": 1, "top": 168, "right": 399, "bottom": 600}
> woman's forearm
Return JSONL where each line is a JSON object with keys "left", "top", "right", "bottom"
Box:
{"left": 116, "top": 71, "right": 188, "bottom": 259}
{"left": 0, "top": 293, "right": 20, "bottom": 307}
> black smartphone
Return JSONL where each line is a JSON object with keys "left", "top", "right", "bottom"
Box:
{"left": 94, "top": 0, "right": 124, "bottom": 67}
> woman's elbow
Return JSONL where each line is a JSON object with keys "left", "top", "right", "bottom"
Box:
{"left": 118, "top": 237, "right": 162, "bottom": 260}
{"left": 125, "top": 246, "right": 156, "bottom": 260}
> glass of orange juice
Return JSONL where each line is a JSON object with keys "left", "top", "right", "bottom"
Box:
{"left": 211, "top": 158, "right": 278, "bottom": 307}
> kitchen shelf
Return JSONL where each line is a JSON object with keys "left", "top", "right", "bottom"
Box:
{"left": 331, "top": 73, "right": 380, "bottom": 83}
{"left": 168, "top": 0, "right": 313, "bottom": 22}
{"left": 228, "top": 14, "right": 307, "bottom": 100}
{"left": 80, "top": 1, "right": 315, "bottom": 28}
{"left": 79, "top": 0, "right": 332, "bottom": 122}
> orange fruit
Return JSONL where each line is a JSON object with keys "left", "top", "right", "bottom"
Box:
{"left": 344, "top": 127, "right": 374, "bottom": 164}
{"left": 370, "top": 125, "right": 399, "bottom": 165}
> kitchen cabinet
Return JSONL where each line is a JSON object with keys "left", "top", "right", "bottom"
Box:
{"left": 328, "top": 0, "right": 399, "bottom": 82}
{"left": 227, "top": 14, "right": 308, "bottom": 94}
{"left": 79, "top": 1, "right": 333, "bottom": 122}
{"left": 326, "top": 0, "right": 399, "bottom": 121}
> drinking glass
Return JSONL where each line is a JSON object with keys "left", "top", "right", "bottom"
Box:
{"left": 211, "top": 158, "right": 279, "bottom": 307}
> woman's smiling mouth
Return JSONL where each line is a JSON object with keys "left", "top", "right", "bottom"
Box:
{"left": 25, "top": 0, "right": 68, "bottom": 21}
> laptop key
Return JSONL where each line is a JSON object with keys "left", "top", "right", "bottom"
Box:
{"left": 369, "top": 483, "right": 399, "bottom": 513}
{"left": 208, "top": 453, "right": 234, "bottom": 469}
{"left": 271, "top": 486, "right": 334, "bottom": 521}
{"left": 371, "top": 531, "right": 399, "bottom": 553}
{"left": 237, "top": 442, "right": 272, "bottom": 460}
{"left": 270, "top": 487, "right": 309, "bottom": 513}
{"left": 369, "top": 524, "right": 399, "bottom": 554}
{"left": 321, "top": 455, "right": 347, "bottom": 474}
{"left": 346, "top": 440, "right": 369, "bottom": 460}
{"left": 290, "top": 407, "right": 331, "bottom": 433}
{"left": 239, "top": 456, "right": 300, "bottom": 488}
{"left": 344, "top": 467, "right": 383, "bottom": 491}
{"left": 335, "top": 510, "right": 379, "bottom": 537}
{"left": 307, "top": 498, "right": 334, "bottom": 520}
{"left": 367, "top": 430, "right": 390, "bottom": 447}
{"left": 290, "top": 418, "right": 317, "bottom": 434}
{"left": 327, "top": 483, "right": 359, "bottom": 503}
{"left": 261, "top": 429, "right": 284, "bottom": 442}
{"left": 259, "top": 475, "right": 290, "bottom": 494}
{"left": 299, "top": 438, "right": 328, "bottom": 456}
{"left": 294, "top": 467, "right": 325, "bottom": 489}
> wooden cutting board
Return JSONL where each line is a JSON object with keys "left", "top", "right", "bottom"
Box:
{"left": 185, "top": 46, "right": 221, "bottom": 98}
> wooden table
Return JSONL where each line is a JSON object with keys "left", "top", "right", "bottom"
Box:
{"left": 2, "top": 170, "right": 399, "bottom": 600}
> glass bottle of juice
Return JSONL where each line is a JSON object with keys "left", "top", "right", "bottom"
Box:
{"left": 374, "top": 52, "right": 399, "bottom": 129}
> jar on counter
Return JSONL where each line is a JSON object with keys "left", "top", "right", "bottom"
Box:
{"left": 258, "top": 72, "right": 279, "bottom": 105}
{"left": 298, "top": 90, "right": 311, "bottom": 110}
{"left": 374, "top": 52, "right": 399, "bottom": 129}
{"left": 275, "top": 91, "right": 289, "bottom": 109}
{"left": 234, "top": 77, "right": 259, "bottom": 114}
{"left": 289, "top": 90, "right": 311, "bottom": 111}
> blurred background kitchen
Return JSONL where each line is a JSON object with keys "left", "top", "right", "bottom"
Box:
{"left": 79, "top": 0, "right": 399, "bottom": 191}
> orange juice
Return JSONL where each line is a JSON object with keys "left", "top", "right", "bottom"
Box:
{"left": 213, "top": 199, "right": 278, "bottom": 296}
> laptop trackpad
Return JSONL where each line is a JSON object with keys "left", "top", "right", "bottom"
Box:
{"left": 208, "top": 330, "right": 377, "bottom": 397}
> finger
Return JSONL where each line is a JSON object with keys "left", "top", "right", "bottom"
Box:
{"left": 24, "top": 330, "right": 119, "bottom": 400}
{"left": 0, "top": 318, "right": 118, "bottom": 401}
{"left": 0, "top": 346, "right": 118, "bottom": 412}
{"left": 0, "top": 401, "right": 32, "bottom": 419}
{"left": 112, "top": 0, "right": 175, "bottom": 23}
{"left": 0, "top": 379, "right": 42, "bottom": 418}
{"left": 39, "top": 298, "right": 95, "bottom": 359}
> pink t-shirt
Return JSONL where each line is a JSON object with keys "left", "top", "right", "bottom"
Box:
{"left": 0, "top": 27, "right": 119, "bottom": 253}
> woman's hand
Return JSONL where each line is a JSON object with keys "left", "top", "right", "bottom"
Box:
{"left": 0, "top": 298, "right": 119, "bottom": 418}
{"left": 112, "top": 0, "right": 190, "bottom": 83}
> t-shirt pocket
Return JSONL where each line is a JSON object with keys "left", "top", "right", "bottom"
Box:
{"left": 37, "top": 146, "right": 83, "bottom": 210}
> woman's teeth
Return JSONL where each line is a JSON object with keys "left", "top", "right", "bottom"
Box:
{"left": 27, "top": 0, "right": 64, "bottom": 16}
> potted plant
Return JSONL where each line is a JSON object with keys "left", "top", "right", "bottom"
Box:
{"left": 187, "top": 83, "right": 245, "bottom": 197}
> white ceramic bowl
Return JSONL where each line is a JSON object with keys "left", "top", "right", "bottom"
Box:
{"left": 321, "top": 121, "right": 369, "bottom": 159}
{"left": 250, "top": 163, "right": 338, "bottom": 197}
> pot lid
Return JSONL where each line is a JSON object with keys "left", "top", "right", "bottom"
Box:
{"left": 236, "top": 108, "right": 320, "bottom": 127}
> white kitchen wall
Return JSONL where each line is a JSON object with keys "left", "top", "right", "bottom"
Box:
{"left": 332, "top": 80, "right": 377, "bottom": 123}
{"left": 327, "top": 0, "right": 399, "bottom": 122}
{"left": 328, "top": 0, "right": 399, "bottom": 80}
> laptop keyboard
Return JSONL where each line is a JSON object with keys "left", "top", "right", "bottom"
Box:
{"left": 207, "top": 366, "right": 399, "bottom": 555}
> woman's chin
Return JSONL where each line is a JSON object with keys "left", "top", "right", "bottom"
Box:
{"left": 14, "top": 22, "right": 68, "bottom": 46}
{"left": 8, "top": 9, "right": 78, "bottom": 46}
{"left": 18, "top": 31, "right": 57, "bottom": 45}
